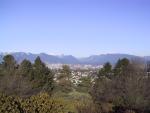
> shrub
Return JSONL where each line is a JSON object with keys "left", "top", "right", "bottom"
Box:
{"left": 0, "top": 92, "right": 75, "bottom": 113}
{"left": 0, "top": 93, "right": 22, "bottom": 113}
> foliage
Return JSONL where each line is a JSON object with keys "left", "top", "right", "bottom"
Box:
{"left": 91, "top": 58, "right": 150, "bottom": 113}
{"left": 1, "top": 55, "right": 150, "bottom": 113}
{"left": 76, "top": 76, "right": 92, "bottom": 93}
{"left": 98, "top": 62, "right": 112, "bottom": 77}
{"left": 33, "top": 56, "right": 54, "bottom": 91}
{"left": 0, "top": 55, "right": 54, "bottom": 96}
{"left": 57, "top": 65, "right": 73, "bottom": 93}
{"left": 76, "top": 101, "right": 97, "bottom": 113}
{"left": 21, "top": 92, "right": 74, "bottom": 113}
{"left": 0, "top": 92, "right": 75, "bottom": 113}
{"left": 18, "top": 59, "right": 33, "bottom": 79}
{"left": 113, "top": 58, "right": 130, "bottom": 76}
{"left": 1, "top": 55, "right": 17, "bottom": 76}
{"left": 0, "top": 93, "right": 22, "bottom": 113}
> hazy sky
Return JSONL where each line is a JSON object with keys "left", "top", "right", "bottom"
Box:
{"left": 0, "top": 0, "right": 150, "bottom": 57}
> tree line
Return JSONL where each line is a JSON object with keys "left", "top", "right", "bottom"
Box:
{"left": 0, "top": 55, "right": 54, "bottom": 97}
{"left": 0, "top": 55, "right": 150, "bottom": 113}
{"left": 81, "top": 58, "right": 150, "bottom": 113}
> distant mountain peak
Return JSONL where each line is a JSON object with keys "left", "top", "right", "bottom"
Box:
{"left": 0, "top": 52, "right": 148, "bottom": 65}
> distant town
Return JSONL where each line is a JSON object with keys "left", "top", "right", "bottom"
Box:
{"left": 46, "top": 63, "right": 103, "bottom": 70}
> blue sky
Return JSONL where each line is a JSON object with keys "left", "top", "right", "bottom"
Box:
{"left": 0, "top": 0, "right": 150, "bottom": 57}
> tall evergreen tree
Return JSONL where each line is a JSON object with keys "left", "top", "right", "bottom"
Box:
{"left": 57, "top": 65, "right": 72, "bottom": 93}
{"left": 98, "top": 62, "right": 112, "bottom": 77}
{"left": 113, "top": 58, "right": 130, "bottom": 76}
{"left": 18, "top": 59, "right": 33, "bottom": 79}
{"left": 2, "top": 55, "right": 16, "bottom": 75}
{"left": 33, "top": 56, "right": 54, "bottom": 93}
{"left": 33, "top": 56, "right": 46, "bottom": 80}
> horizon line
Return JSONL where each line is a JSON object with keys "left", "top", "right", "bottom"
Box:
{"left": 0, "top": 51, "right": 149, "bottom": 58}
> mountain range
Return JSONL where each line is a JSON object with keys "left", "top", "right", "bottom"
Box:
{"left": 0, "top": 52, "right": 150, "bottom": 65}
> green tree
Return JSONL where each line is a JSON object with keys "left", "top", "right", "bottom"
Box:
{"left": 12, "top": 60, "right": 34, "bottom": 96}
{"left": 2, "top": 55, "right": 16, "bottom": 75}
{"left": 113, "top": 58, "right": 130, "bottom": 76}
{"left": 98, "top": 62, "right": 112, "bottom": 77}
{"left": 91, "top": 60, "right": 150, "bottom": 113}
{"left": 57, "top": 65, "right": 73, "bottom": 93}
{"left": 76, "top": 76, "right": 92, "bottom": 93}
{"left": 33, "top": 56, "right": 54, "bottom": 93}
{"left": 0, "top": 55, "right": 17, "bottom": 94}
{"left": 18, "top": 59, "right": 33, "bottom": 79}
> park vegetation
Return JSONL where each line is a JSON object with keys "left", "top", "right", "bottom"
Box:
{"left": 0, "top": 55, "right": 150, "bottom": 113}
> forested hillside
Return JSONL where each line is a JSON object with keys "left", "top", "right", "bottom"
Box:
{"left": 0, "top": 55, "right": 150, "bottom": 113}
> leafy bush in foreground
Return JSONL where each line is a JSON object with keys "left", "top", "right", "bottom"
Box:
{"left": 0, "top": 92, "right": 74, "bottom": 113}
